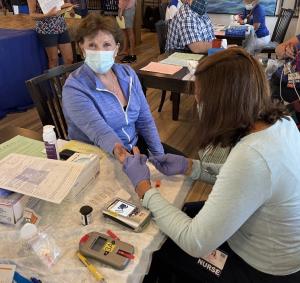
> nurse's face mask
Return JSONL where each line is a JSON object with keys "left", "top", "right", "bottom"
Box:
{"left": 244, "top": 1, "right": 254, "bottom": 10}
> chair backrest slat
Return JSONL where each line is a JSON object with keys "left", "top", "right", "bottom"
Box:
{"left": 155, "top": 20, "right": 169, "bottom": 54}
{"left": 26, "top": 62, "right": 83, "bottom": 139}
{"left": 271, "top": 8, "right": 294, "bottom": 43}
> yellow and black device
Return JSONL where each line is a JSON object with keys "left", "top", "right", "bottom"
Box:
{"left": 79, "top": 232, "right": 134, "bottom": 270}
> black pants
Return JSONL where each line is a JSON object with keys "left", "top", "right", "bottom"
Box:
{"left": 143, "top": 201, "right": 300, "bottom": 283}
{"left": 270, "top": 74, "right": 300, "bottom": 103}
{"left": 135, "top": 135, "right": 186, "bottom": 157}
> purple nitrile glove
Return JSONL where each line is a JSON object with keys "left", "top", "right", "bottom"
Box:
{"left": 149, "top": 154, "right": 188, "bottom": 176}
{"left": 123, "top": 154, "right": 150, "bottom": 188}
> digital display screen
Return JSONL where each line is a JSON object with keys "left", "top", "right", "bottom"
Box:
{"left": 109, "top": 200, "right": 136, "bottom": 217}
{"left": 91, "top": 236, "right": 106, "bottom": 251}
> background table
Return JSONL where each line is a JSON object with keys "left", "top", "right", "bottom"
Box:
{"left": 0, "top": 130, "right": 192, "bottom": 282}
{"left": 137, "top": 59, "right": 193, "bottom": 121}
{"left": 0, "top": 28, "right": 47, "bottom": 119}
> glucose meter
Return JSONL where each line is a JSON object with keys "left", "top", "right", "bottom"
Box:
{"left": 79, "top": 231, "right": 134, "bottom": 270}
{"left": 102, "top": 198, "right": 151, "bottom": 232}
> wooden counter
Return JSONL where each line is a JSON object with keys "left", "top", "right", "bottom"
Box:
{"left": 0, "top": 12, "right": 142, "bottom": 44}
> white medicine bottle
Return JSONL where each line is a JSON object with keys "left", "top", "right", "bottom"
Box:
{"left": 19, "top": 223, "right": 61, "bottom": 268}
{"left": 43, "top": 125, "right": 59, "bottom": 160}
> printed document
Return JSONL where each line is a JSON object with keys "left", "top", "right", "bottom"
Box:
{"left": 0, "top": 135, "right": 45, "bottom": 160}
{"left": 0, "top": 153, "right": 84, "bottom": 204}
{"left": 160, "top": 52, "right": 204, "bottom": 67}
{"left": 140, "top": 62, "right": 182, "bottom": 75}
{"left": 37, "top": 0, "right": 64, "bottom": 14}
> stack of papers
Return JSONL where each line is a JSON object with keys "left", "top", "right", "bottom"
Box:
{"left": 61, "top": 140, "right": 106, "bottom": 159}
{"left": 140, "top": 62, "right": 183, "bottom": 75}
{"left": 0, "top": 154, "right": 85, "bottom": 204}
{"left": 0, "top": 135, "right": 45, "bottom": 160}
{"left": 160, "top": 52, "right": 204, "bottom": 67}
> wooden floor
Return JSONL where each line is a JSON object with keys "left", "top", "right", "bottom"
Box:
{"left": 0, "top": 27, "right": 212, "bottom": 202}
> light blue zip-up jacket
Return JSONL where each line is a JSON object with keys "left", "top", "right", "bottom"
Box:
{"left": 62, "top": 63, "right": 164, "bottom": 155}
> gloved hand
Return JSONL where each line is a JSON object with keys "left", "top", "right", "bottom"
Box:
{"left": 149, "top": 154, "right": 188, "bottom": 176}
{"left": 123, "top": 154, "right": 150, "bottom": 188}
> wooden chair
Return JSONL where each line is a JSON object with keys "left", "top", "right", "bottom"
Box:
{"left": 25, "top": 62, "right": 83, "bottom": 139}
{"left": 155, "top": 19, "right": 169, "bottom": 112}
{"left": 260, "top": 8, "right": 294, "bottom": 58}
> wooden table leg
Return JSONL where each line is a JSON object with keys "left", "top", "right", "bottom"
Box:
{"left": 172, "top": 92, "right": 180, "bottom": 121}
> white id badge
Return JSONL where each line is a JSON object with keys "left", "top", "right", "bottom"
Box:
{"left": 197, "top": 249, "right": 228, "bottom": 277}
{"left": 283, "top": 64, "right": 290, "bottom": 75}
{"left": 288, "top": 72, "right": 300, "bottom": 82}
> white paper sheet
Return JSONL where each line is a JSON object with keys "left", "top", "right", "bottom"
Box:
{"left": 37, "top": 0, "right": 64, "bottom": 14}
{"left": 0, "top": 153, "right": 83, "bottom": 204}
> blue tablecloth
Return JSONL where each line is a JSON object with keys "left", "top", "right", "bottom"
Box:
{"left": 0, "top": 28, "right": 47, "bottom": 119}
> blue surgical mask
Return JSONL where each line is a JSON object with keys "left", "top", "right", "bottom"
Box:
{"left": 190, "top": 0, "right": 208, "bottom": 16}
{"left": 245, "top": 3, "right": 253, "bottom": 10}
{"left": 84, "top": 49, "right": 116, "bottom": 74}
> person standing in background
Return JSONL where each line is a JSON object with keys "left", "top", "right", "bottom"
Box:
{"left": 27, "top": 0, "right": 75, "bottom": 69}
{"left": 118, "top": 0, "right": 137, "bottom": 63}
{"left": 237, "top": 0, "right": 270, "bottom": 54}
{"left": 165, "top": 0, "right": 182, "bottom": 21}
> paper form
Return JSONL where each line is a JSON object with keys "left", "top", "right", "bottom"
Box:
{"left": 140, "top": 62, "right": 182, "bottom": 75}
{"left": 160, "top": 52, "right": 204, "bottom": 67}
{"left": 61, "top": 140, "right": 106, "bottom": 159}
{"left": 37, "top": 0, "right": 64, "bottom": 14}
{"left": 0, "top": 135, "right": 45, "bottom": 160}
{"left": 166, "top": 52, "right": 204, "bottom": 61}
{"left": 0, "top": 264, "right": 15, "bottom": 283}
{"left": 0, "top": 153, "right": 84, "bottom": 204}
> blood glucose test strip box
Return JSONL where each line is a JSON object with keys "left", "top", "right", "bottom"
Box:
{"left": 65, "top": 153, "right": 100, "bottom": 200}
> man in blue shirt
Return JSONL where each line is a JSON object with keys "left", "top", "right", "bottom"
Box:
{"left": 165, "top": 0, "right": 215, "bottom": 53}
{"left": 238, "top": 0, "right": 270, "bottom": 53}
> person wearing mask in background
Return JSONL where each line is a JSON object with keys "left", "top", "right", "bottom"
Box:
{"left": 237, "top": 0, "right": 270, "bottom": 54}
{"left": 118, "top": 48, "right": 300, "bottom": 282}
{"left": 118, "top": 0, "right": 137, "bottom": 63}
{"left": 270, "top": 34, "right": 300, "bottom": 102}
{"left": 63, "top": 14, "right": 171, "bottom": 163}
{"left": 270, "top": 34, "right": 300, "bottom": 124}
{"left": 165, "top": 0, "right": 215, "bottom": 53}
{"left": 165, "top": 0, "right": 182, "bottom": 21}
{"left": 27, "top": 0, "right": 75, "bottom": 69}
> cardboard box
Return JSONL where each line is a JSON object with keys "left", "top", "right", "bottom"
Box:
{"left": 65, "top": 153, "right": 100, "bottom": 200}
{"left": 0, "top": 192, "right": 39, "bottom": 224}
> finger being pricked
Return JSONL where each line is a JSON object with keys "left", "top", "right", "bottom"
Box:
{"left": 132, "top": 146, "right": 140, "bottom": 155}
